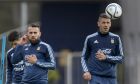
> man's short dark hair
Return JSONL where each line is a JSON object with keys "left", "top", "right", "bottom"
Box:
{"left": 8, "top": 31, "right": 21, "bottom": 42}
{"left": 28, "top": 23, "right": 40, "bottom": 28}
{"left": 98, "top": 13, "right": 110, "bottom": 21}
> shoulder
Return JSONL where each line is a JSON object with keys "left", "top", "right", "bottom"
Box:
{"left": 17, "top": 44, "right": 30, "bottom": 50}
{"left": 109, "top": 32, "right": 120, "bottom": 38}
{"left": 7, "top": 48, "right": 14, "bottom": 59}
{"left": 39, "top": 41, "right": 52, "bottom": 49}
{"left": 7, "top": 48, "right": 14, "bottom": 54}
{"left": 109, "top": 32, "right": 122, "bottom": 43}
{"left": 39, "top": 41, "right": 54, "bottom": 54}
{"left": 86, "top": 32, "right": 98, "bottom": 40}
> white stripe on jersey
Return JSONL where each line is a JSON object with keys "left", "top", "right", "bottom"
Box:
{"left": 81, "top": 32, "right": 98, "bottom": 72}
{"left": 40, "top": 42, "right": 56, "bottom": 67}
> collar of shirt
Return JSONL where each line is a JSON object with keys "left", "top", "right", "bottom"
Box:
{"left": 30, "top": 39, "right": 41, "bottom": 46}
{"left": 98, "top": 31, "right": 109, "bottom": 37}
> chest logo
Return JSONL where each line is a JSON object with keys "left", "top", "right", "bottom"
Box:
{"left": 37, "top": 46, "right": 41, "bottom": 50}
{"left": 94, "top": 40, "right": 99, "bottom": 44}
{"left": 111, "top": 38, "right": 114, "bottom": 44}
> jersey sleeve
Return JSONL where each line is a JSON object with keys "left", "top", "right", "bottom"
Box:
{"left": 81, "top": 36, "right": 91, "bottom": 72}
{"left": 11, "top": 45, "right": 24, "bottom": 64}
{"left": 5, "top": 52, "right": 13, "bottom": 84}
{"left": 35, "top": 44, "right": 56, "bottom": 70}
{"left": 105, "top": 36, "right": 124, "bottom": 63}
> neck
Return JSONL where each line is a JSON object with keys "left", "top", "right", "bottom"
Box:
{"left": 30, "top": 39, "right": 40, "bottom": 45}
{"left": 98, "top": 31, "right": 109, "bottom": 36}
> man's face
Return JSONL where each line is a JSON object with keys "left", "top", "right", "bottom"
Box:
{"left": 27, "top": 27, "right": 41, "bottom": 43}
{"left": 97, "top": 18, "right": 111, "bottom": 34}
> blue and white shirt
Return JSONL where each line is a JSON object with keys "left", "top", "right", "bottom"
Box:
{"left": 81, "top": 32, "right": 124, "bottom": 78}
{"left": 6, "top": 48, "right": 24, "bottom": 84}
{"left": 11, "top": 40, "right": 56, "bottom": 83}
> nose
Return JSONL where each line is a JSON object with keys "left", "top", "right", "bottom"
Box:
{"left": 104, "top": 23, "right": 108, "bottom": 26}
{"left": 104, "top": 23, "right": 109, "bottom": 28}
{"left": 31, "top": 33, "right": 35, "bottom": 36}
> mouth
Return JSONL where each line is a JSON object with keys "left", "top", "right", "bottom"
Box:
{"left": 104, "top": 28, "right": 108, "bottom": 31}
{"left": 31, "top": 37, "right": 35, "bottom": 39}
{"left": 31, "top": 38, "right": 36, "bottom": 41}
{"left": 104, "top": 27, "right": 108, "bottom": 29}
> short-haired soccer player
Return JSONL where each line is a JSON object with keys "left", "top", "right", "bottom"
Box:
{"left": 12, "top": 24, "right": 56, "bottom": 84}
{"left": 81, "top": 13, "right": 124, "bottom": 84}
{"left": 6, "top": 31, "right": 28, "bottom": 84}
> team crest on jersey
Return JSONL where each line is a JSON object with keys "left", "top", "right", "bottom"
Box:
{"left": 37, "top": 46, "right": 41, "bottom": 50}
{"left": 111, "top": 38, "right": 114, "bottom": 44}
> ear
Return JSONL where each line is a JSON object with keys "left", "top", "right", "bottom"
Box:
{"left": 97, "top": 21, "right": 100, "bottom": 27}
{"left": 39, "top": 31, "right": 41, "bottom": 37}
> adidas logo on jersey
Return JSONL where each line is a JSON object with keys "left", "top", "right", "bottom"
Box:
{"left": 94, "top": 40, "right": 99, "bottom": 44}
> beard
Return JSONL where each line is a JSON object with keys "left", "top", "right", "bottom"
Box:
{"left": 29, "top": 38, "right": 40, "bottom": 45}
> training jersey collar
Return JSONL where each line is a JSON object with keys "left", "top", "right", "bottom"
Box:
{"left": 30, "top": 39, "right": 41, "bottom": 46}
{"left": 98, "top": 31, "right": 109, "bottom": 37}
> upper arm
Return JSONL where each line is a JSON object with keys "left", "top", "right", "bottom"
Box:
{"left": 82, "top": 37, "right": 91, "bottom": 60}
{"left": 46, "top": 44, "right": 55, "bottom": 64}
{"left": 115, "top": 36, "right": 124, "bottom": 56}
{"left": 11, "top": 45, "right": 24, "bottom": 64}
{"left": 118, "top": 36, "right": 124, "bottom": 56}
{"left": 7, "top": 53, "right": 13, "bottom": 69}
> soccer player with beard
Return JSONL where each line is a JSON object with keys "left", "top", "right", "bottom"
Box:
{"left": 12, "top": 24, "right": 56, "bottom": 84}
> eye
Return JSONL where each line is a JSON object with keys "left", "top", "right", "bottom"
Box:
{"left": 102, "top": 22, "right": 105, "bottom": 24}
{"left": 107, "top": 22, "right": 110, "bottom": 24}
{"left": 29, "top": 32, "right": 32, "bottom": 34}
{"left": 34, "top": 32, "right": 37, "bottom": 34}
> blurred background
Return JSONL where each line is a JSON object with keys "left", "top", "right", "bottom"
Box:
{"left": 0, "top": 0, "right": 139, "bottom": 84}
